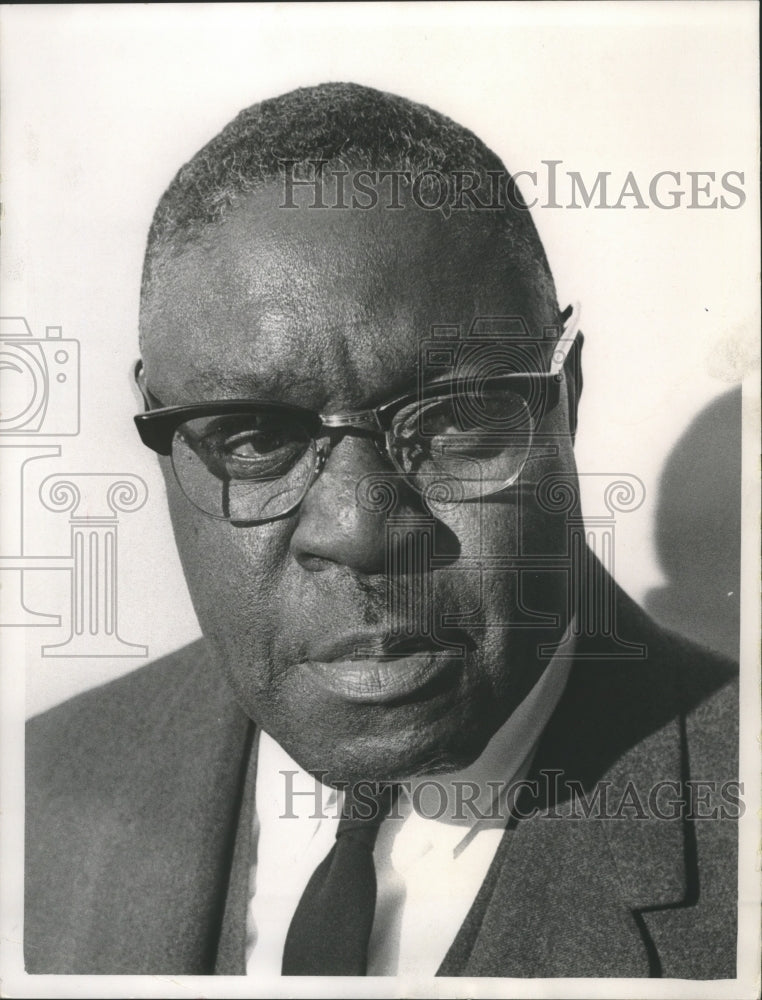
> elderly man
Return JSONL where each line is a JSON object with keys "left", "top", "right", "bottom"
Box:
{"left": 25, "top": 83, "right": 738, "bottom": 979}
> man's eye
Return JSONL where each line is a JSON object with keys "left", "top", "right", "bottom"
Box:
{"left": 215, "top": 424, "right": 306, "bottom": 480}
{"left": 225, "top": 427, "right": 291, "bottom": 457}
{"left": 178, "top": 415, "right": 311, "bottom": 482}
{"left": 425, "top": 412, "right": 460, "bottom": 437}
{"left": 399, "top": 398, "right": 476, "bottom": 445}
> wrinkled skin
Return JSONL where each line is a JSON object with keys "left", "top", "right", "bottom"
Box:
{"left": 140, "top": 185, "right": 580, "bottom": 784}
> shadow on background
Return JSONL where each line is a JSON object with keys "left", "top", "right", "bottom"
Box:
{"left": 644, "top": 386, "right": 741, "bottom": 661}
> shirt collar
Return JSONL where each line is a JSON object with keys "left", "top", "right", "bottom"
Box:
{"left": 394, "top": 635, "right": 574, "bottom": 866}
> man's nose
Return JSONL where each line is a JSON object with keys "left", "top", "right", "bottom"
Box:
{"left": 289, "top": 435, "right": 424, "bottom": 574}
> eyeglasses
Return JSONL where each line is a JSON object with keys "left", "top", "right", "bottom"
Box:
{"left": 134, "top": 305, "right": 580, "bottom": 524}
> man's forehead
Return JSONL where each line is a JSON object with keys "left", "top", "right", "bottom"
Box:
{"left": 140, "top": 185, "right": 533, "bottom": 407}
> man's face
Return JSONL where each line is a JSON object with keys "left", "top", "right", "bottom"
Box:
{"left": 140, "top": 184, "right": 577, "bottom": 783}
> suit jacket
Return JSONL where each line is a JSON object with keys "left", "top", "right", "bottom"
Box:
{"left": 25, "top": 583, "right": 739, "bottom": 978}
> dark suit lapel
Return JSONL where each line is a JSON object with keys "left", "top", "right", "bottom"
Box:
{"left": 438, "top": 795, "right": 658, "bottom": 976}
{"left": 113, "top": 680, "right": 254, "bottom": 974}
{"left": 214, "top": 725, "right": 259, "bottom": 974}
{"left": 438, "top": 580, "right": 718, "bottom": 977}
{"left": 38, "top": 642, "right": 257, "bottom": 975}
{"left": 437, "top": 724, "right": 684, "bottom": 976}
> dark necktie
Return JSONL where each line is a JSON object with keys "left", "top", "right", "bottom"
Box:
{"left": 281, "top": 782, "right": 398, "bottom": 976}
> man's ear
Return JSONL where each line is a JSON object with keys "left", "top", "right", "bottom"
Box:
{"left": 566, "top": 331, "right": 584, "bottom": 443}
{"left": 131, "top": 359, "right": 149, "bottom": 409}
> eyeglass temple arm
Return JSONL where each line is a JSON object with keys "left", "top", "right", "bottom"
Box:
{"left": 549, "top": 302, "right": 581, "bottom": 377}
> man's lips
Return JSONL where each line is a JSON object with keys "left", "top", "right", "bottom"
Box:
{"left": 310, "top": 630, "right": 468, "bottom": 662}
{"left": 301, "top": 631, "right": 469, "bottom": 705}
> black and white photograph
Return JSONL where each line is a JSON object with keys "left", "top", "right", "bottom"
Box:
{"left": 0, "top": 3, "right": 759, "bottom": 997}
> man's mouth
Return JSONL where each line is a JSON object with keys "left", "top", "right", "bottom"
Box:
{"left": 302, "top": 631, "right": 468, "bottom": 704}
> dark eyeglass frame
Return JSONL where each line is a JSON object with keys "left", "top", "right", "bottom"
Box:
{"left": 134, "top": 305, "right": 581, "bottom": 457}
{"left": 134, "top": 369, "right": 569, "bottom": 455}
{"left": 133, "top": 305, "right": 580, "bottom": 521}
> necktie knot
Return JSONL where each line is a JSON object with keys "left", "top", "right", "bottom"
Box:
{"left": 337, "top": 781, "right": 398, "bottom": 838}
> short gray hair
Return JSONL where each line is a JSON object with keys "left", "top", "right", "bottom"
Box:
{"left": 141, "top": 81, "right": 558, "bottom": 332}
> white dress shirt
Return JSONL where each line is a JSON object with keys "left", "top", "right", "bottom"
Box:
{"left": 246, "top": 648, "right": 572, "bottom": 977}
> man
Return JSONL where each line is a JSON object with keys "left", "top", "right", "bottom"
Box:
{"left": 25, "top": 83, "right": 738, "bottom": 979}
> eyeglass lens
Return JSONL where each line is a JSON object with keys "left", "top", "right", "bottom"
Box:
{"left": 171, "top": 413, "right": 317, "bottom": 522}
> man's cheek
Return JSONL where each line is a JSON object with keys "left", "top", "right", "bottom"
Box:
{"left": 190, "top": 534, "right": 284, "bottom": 617}
{"left": 164, "top": 497, "right": 289, "bottom": 638}
{"left": 428, "top": 496, "right": 507, "bottom": 553}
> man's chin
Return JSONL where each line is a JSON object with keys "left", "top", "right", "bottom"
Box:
{"left": 219, "top": 644, "right": 512, "bottom": 782}
{"left": 274, "top": 707, "right": 496, "bottom": 786}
